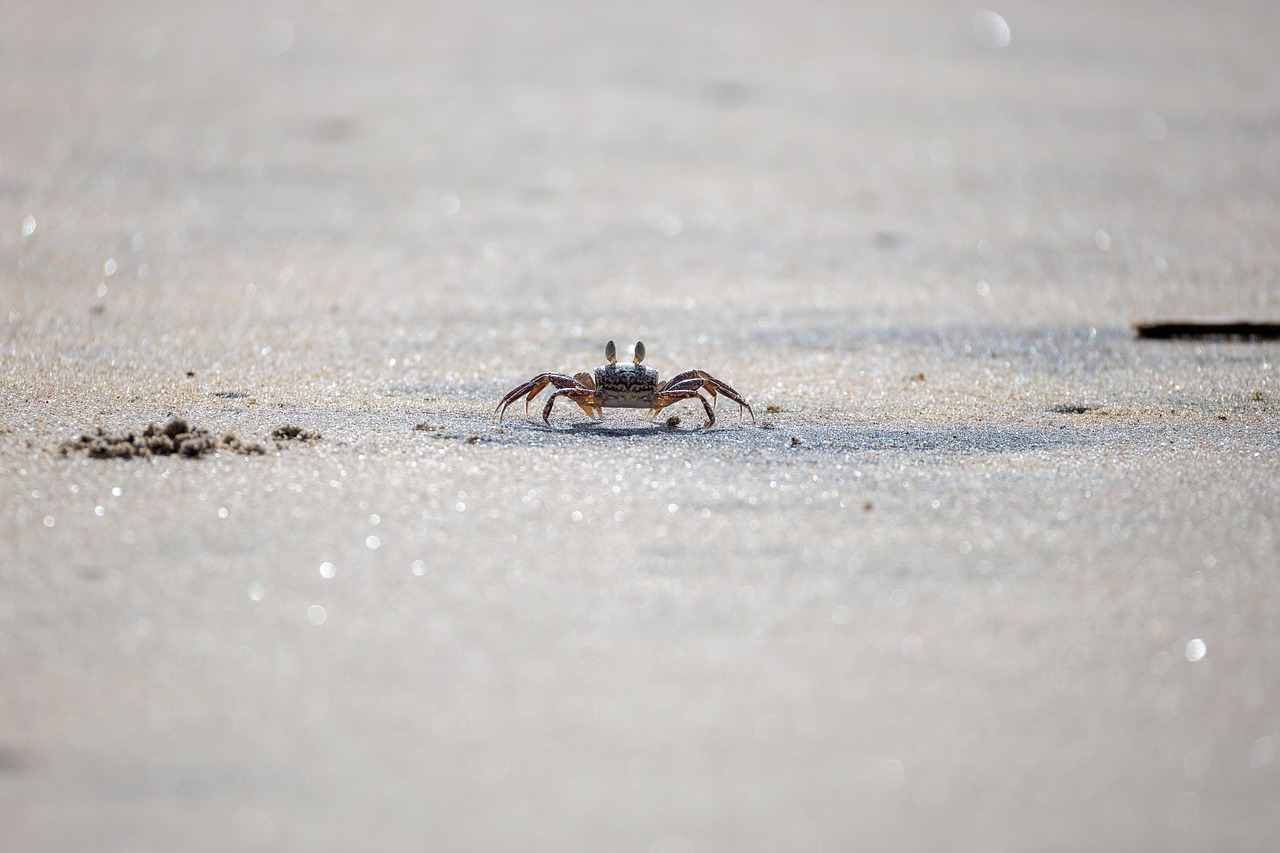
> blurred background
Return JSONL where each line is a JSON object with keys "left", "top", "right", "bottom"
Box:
{"left": 3, "top": 2, "right": 1279, "bottom": 851}
{"left": 7, "top": 0, "right": 1277, "bottom": 339}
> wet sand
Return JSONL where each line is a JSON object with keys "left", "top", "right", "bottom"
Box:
{"left": 3, "top": 1, "right": 1279, "bottom": 850}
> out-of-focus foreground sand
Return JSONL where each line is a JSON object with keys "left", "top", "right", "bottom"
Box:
{"left": 2, "top": 1, "right": 1278, "bottom": 850}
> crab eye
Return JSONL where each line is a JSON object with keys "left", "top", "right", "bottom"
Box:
{"left": 633, "top": 341, "right": 645, "bottom": 364}
{"left": 605, "top": 340, "right": 617, "bottom": 364}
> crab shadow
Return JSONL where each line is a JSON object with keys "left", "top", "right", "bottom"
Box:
{"left": 564, "top": 419, "right": 749, "bottom": 440}
{"left": 570, "top": 423, "right": 696, "bottom": 438}
{"left": 783, "top": 421, "right": 1164, "bottom": 461}
{"left": 814, "top": 424, "right": 1078, "bottom": 454}
{"left": 484, "top": 411, "right": 755, "bottom": 444}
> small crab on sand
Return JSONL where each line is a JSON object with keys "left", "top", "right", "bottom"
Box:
{"left": 496, "top": 340, "right": 754, "bottom": 428}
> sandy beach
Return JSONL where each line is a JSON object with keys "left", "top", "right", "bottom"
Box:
{"left": 3, "top": 1, "right": 1279, "bottom": 850}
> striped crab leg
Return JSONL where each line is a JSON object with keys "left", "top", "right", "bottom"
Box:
{"left": 646, "top": 388, "right": 717, "bottom": 427}
{"left": 659, "top": 370, "right": 755, "bottom": 422}
{"left": 496, "top": 373, "right": 588, "bottom": 422}
{"left": 541, "top": 386, "right": 603, "bottom": 426}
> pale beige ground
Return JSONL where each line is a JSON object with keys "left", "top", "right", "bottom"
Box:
{"left": 3, "top": 1, "right": 1279, "bottom": 851}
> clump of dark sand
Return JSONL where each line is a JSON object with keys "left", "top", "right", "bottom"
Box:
{"left": 269, "top": 424, "right": 322, "bottom": 442}
{"left": 59, "top": 417, "right": 320, "bottom": 459}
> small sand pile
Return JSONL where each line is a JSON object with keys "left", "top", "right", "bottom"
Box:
{"left": 59, "top": 418, "right": 321, "bottom": 459}
{"left": 269, "top": 424, "right": 322, "bottom": 442}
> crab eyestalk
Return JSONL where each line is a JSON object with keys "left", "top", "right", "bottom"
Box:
{"left": 605, "top": 340, "right": 617, "bottom": 364}
{"left": 633, "top": 341, "right": 646, "bottom": 364}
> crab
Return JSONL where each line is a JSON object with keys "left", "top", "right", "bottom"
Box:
{"left": 496, "top": 340, "right": 754, "bottom": 428}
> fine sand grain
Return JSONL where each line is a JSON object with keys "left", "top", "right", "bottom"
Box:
{"left": 3, "top": 1, "right": 1279, "bottom": 851}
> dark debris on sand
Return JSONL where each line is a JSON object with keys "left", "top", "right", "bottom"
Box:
{"left": 59, "top": 417, "right": 321, "bottom": 460}
{"left": 269, "top": 424, "right": 322, "bottom": 442}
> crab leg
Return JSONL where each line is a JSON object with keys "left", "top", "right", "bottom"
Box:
{"left": 541, "top": 387, "right": 601, "bottom": 426}
{"left": 646, "top": 389, "right": 717, "bottom": 428}
{"left": 573, "top": 372, "right": 603, "bottom": 419}
{"left": 496, "top": 373, "right": 586, "bottom": 422}
{"left": 660, "top": 370, "right": 755, "bottom": 422}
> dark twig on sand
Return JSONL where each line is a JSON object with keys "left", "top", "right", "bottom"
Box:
{"left": 1133, "top": 321, "right": 1280, "bottom": 340}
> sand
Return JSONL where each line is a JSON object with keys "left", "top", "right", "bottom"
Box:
{"left": 3, "top": 1, "right": 1279, "bottom": 850}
